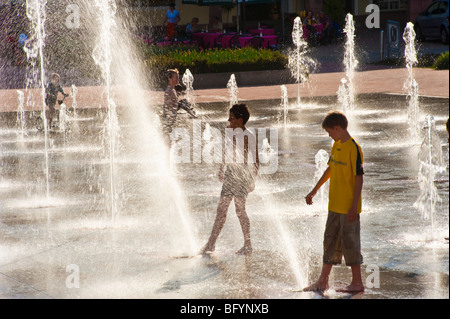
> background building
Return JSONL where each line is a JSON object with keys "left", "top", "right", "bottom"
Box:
{"left": 0, "top": 0, "right": 437, "bottom": 42}
{"left": 122, "top": 0, "right": 434, "bottom": 36}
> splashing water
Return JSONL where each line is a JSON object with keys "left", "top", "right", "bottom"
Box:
{"left": 314, "top": 149, "right": 329, "bottom": 209}
{"left": 339, "top": 13, "right": 358, "bottom": 113}
{"left": 227, "top": 74, "right": 238, "bottom": 107}
{"left": 258, "top": 185, "right": 309, "bottom": 290}
{"left": 182, "top": 69, "right": 196, "bottom": 108}
{"left": 80, "top": 0, "right": 199, "bottom": 253}
{"left": 16, "top": 90, "right": 25, "bottom": 138}
{"left": 260, "top": 138, "right": 277, "bottom": 164}
{"left": 337, "top": 78, "right": 350, "bottom": 113}
{"left": 257, "top": 138, "right": 309, "bottom": 290}
{"left": 92, "top": 0, "right": 120, "bottom": 221}
{"left": 25, "top": 0, "right": 50, "bottom": 201}
{"left": 203, "top": 123, "right": 212, "bottom": 142}
{"left": 413, "top": 115, "right": 446, "bottom": 233}
{"left": 403, "top": 22, "right": 420, "bottom": 140}
{"left": 288, "top": 17, "right": 315, "bottom": 107}
{"left": 58, "top": 103, "right": 70, "bottom": 133}
{"left": 280, "top": 85, "right": 288, "bottom": 127}
{"left": 71, "top": 84, "right": 78, "bottom": 115}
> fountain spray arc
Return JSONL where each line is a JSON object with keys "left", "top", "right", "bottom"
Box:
{"left": 82, "top": 0, "right": 199, "bottom": 253}
{"left": 24, "top": 0, "right": 50, "bottom": 201}
{"left": 403, "top": 22, "right": 420, "bottom": 140}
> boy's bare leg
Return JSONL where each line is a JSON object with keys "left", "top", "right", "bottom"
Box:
{"left": 200, "top": 196, "right": 232, "bottom": 254}
{"left": 303, "top": 263, "right": 332, "bottom": 292}
{"left": 234, "top": 197, "right": 252, "bottom": 254}
{"left": 47, "top": 108, "right": 55, "bottom": 128}
{"left": 336, "top": 264, "right": 365, "bottom": 293}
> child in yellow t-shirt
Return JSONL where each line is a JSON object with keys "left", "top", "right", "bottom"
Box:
{"left": 304, "top": 110, "right": 365, "bottom": 293}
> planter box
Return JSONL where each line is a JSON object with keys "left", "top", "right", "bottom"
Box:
{"left": 192, "top": 69, "right": 296, "bottom": 89}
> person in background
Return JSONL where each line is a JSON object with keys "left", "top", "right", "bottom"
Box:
{"left": 164, "top": 3, "right": 181, "bottom": 39}
{"left": 303, "top": 11, "right": 316, "bottom": 28}
{"left": 318, "top": 10, "right": 333, "bottom": 44}
{"left": 186, "top": 17, "right": 201, "bottom": 39}
{"left": 45, "top": 73, "right": 68, "bottom": 128}
{"left": 210, "top": 16, "right": 223, "bottom": 32}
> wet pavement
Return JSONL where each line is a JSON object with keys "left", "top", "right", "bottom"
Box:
{"left": 0, "top": 92, "right": 448, "bottom": 300}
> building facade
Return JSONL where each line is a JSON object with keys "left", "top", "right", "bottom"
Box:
{"left": 124, "top": 0, "right": 433, "bottom": 33}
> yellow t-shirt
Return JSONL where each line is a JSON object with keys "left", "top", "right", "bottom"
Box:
{"left": 328, "top": 137, "right": 364, "bottom": 214}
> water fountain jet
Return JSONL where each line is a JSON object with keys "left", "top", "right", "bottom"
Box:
{"left": 227, "top": 74, "right": 238, "bottom": 107}
{"left": 24, "top": 0, "right": 50, "bottom": 201}
{"left": 182, "top": 69, "right": 196, "bottom": 108}
{"left": 280, "top": 85, "right": 288, "bottom": 127}
{"left": 314, "top": 149, "right": 329, "bottom": 210}
{"left": 288, "top": 17, "right": 315, "bottom": 107}
{"left": 403, "top": 22, "right": 420, "bottom": 140}
{"left": 16, "top": 90, "right": 25, "bottom": 138}
{"left": 338, "top": 13, "right": 358, "bottom": 113}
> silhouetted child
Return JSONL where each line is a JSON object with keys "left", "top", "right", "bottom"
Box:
{"left": 201, "top": 104, "right": 259, "bottom": 256}
{"left": 163, "top": 69, "right": 180, "bottom": 144}
{"left": 45, "top": 73, "right": 68, "bottom": 128}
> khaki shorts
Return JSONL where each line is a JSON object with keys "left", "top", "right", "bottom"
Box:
{"left": 323, "top": 211, "right": 363, "bottom": 266}
{"left": 221, "top": 164, "right": 254, "bottom": 198}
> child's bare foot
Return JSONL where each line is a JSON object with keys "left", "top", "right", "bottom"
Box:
{"left": 200, "top": 245, "right": 215, "bottom": 256}
{"left": 335, "top": 283, "right": 365, "bottom": 293}
{"left": 235, "top": 246, "right": 252, "bottom": 255}
{"left": 302, "top": 281, "right": 329, "bottom": 292}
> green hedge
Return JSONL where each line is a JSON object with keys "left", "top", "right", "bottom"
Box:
{"left": 433, "top": 51, "right": 449, "bottom": 70}
{"left": 371, "top": 52, "right": 449, "bottom": 70}
{"left": 143, "top": 46, "right": 289, "bottom": 88}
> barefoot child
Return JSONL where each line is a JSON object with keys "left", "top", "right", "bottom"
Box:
{"left": 201, "top": 104, "right": 259, "bottom": 256}
{"left": 304, "top": 110, "right": 365, "bottom": 293}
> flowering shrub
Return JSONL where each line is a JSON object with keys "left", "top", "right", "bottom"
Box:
{"left": 143, "top": 47, "right": 288, "bottom": 87}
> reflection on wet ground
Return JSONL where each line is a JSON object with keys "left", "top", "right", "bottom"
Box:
{"left": 0, "top": 93, "right": 448, "bottom": 299}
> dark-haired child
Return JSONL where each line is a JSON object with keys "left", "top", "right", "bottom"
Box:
{"left": 201, "top": 104, "right": 259, "bottom": 256}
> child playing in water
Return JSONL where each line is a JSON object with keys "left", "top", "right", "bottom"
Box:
{"left": 201, "top": 104, "right": 259, "bottom": 256}
{"left": 174, "top": 84, "right": 196, "bottom": 118}
{"left": 162, "top": 69, "right": 180, "bottom": 144}
{"left": 45, "top": 73, "right": 68, "bottom": 128}
{"left": 304, "top": 110, "right": 365, "bottom": 293}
